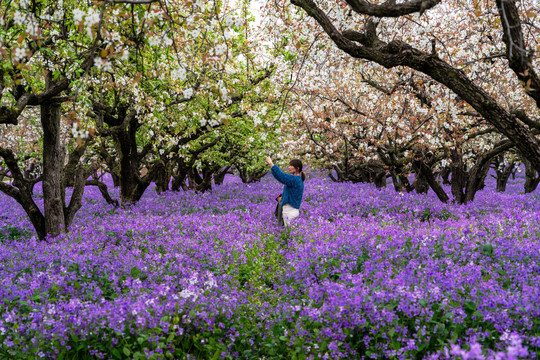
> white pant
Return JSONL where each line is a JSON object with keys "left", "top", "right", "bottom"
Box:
{"left": 282, "top": 204, "right": 299, "bottom": 226}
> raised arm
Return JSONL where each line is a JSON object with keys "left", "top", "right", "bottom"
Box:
{"left": 266, "top": 156, "right": 299, "bottom": 186}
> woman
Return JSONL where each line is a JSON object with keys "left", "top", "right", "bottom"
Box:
{"left": 265, "top": 156, "right": 305, "bottom": 226}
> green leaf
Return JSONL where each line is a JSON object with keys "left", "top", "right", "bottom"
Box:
{"left": 272, "top": 324, "right": 282, "bottom": 336}
{"left": 212, "top": 349, "right": 221, "bottom": 360}
{"left": 130, "top": 266, "right": 141, "bottom": 278}
{"left": 482, "top": 243, "right": 494, "bottom": 255}
{"left": 443, "top": 312, "right": 454, "bottom": 321}
{"left": 123, "top": 347, "right": 131, "bottom": 356}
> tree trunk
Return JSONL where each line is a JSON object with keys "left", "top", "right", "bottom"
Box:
{"left": 496, "top": 162, "right": 515, "bottom": 192}
{"left": 464, "top": 160, "right": 490, "bottom": 203}
{"left": 111, "top": 169, "right": 121, "bottom": 187}
{"left": 171, "top": 157, "right": 190, "bottom": 191}
{"left": 374, "top": 171, "right": 387, "bottom": 188}
{"left": 440, "top": 167, "right": 451, "bottom": 185}
{"left": 389, "top": 170, "right": 402, "bottom": 192}
{"left": 197, "top": 172, "right": 213, "bottom": 192}
{"left": 23, "top": 192, "right": 47, "bottom": 240}
{"left": 2, "top": 119, "right": 91, "bottom": 240}
{"left": 41, "top": 103, "right": 66, "bottom": 237}
{"left": 187, "top": 168, "right": 202, "bottom": 189}
{"left": 412, "top": 154, "right": 449, "bottom": 202}
{"left": 111, "top": 112, "right": 151, "bottom": 205}
{"left": 63, "top": 165, "right": 90, "bottom": 229}
{"left": 330, "top": 165, "right": 343, "bottom": 182}
{"left": 524, "top": 174, "right": 540, "bottom": 193}
{"left": 86, "top": 180, "right": 119, "bottom": 206}
{"left": 399, "top": 173, "right": 414, "bottom": 193}
{"left": 214, "top": 165, "right": 231, "bottom": 185}
{"left": 0, "top": 148, "right": 48, "bottom": 239}
{"left": 172, "top": 171, "right": 188, "bottom": 191}
{"left": 523, "top": 158, "right": 540, "bottom": 193}
{"left": 413, "top": 173, "right": 429, "bottom": 194}
{"left": 155, "top": 161, "right": 171, "bottom": 194}
{"left": 98, "top": 142, "right": 121, "bottom": 187}
{"left": 450, "top": 150, "right": 466, "bottom": 204}
{"left": 117, "top": 135, "right": 138, "bottom": 204}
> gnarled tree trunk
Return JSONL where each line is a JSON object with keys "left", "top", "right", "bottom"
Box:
{"left": 41, "top": 103, "right": 66, "bottom": 237}
{"left": 523, "top": 158, "right": 540, "bottom": 193}
{"left": 214, "top": 165, "right": 232, "bottom": 186}
{"left": 495, "top": 161, "right": 516, "bottom": 192}
{"left": 412, "top": 151, "right": 449, "bottom": 202}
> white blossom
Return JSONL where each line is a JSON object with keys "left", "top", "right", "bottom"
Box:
{"left": 183, "top": 87, "right": 194, "bottom": 99}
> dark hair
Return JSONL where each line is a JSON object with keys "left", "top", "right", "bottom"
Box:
{"left": 289, "top": 159, "right": 305, "bottom": 181}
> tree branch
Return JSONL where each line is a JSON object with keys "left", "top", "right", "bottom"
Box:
{"left": 512, "top": 109, "right": 540, "bottom": 131}
{"left": 344, "top": 0, "right": 441, "bottom": 17}
{"left": 496, "top": 0, "right": 540, "bottom": 108}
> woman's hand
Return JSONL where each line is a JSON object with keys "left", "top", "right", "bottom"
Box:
{"left": 265, "top": 156, "right": 274, "bottom": 167}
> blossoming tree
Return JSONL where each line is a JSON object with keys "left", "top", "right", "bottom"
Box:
{"left": 276, "top": 0, "right": 540, "bottom": 173}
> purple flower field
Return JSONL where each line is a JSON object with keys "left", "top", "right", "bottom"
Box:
{"left": 1, "top": 173, "right": 539, "bottom": 359}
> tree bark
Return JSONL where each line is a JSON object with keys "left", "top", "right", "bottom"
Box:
{"left": 214, "top": 165, "right": 231, "bottom": 185}
{"left": 464, "top": 160, "right": 491, "bottom": 203}
{"left": 377, "top": 147, "right": 412, "bottom": 192}
{"left": 389, "top": 170, "right": 402, "bottom": 192}
{"left": 495, "top": 161, "right": 515, "bottom": 192}
{"left": 114, "top": 123, "right": 139, "bottom": 204}
{"left": 154, "top": 160, "right": 171, "bottom": 194}
{"left": 0, "top": 148, "right": 46, "bottom": 239}
{"left": 451, "top": 141, "right": 514, "bottom": 203}
{"left": 450, "top": 150, "right": 466, "bottom": 204}
{"left": 64, "top": 165, "right": 91, "bottom": 229}
{"left": 523, "top": 158, "right": 540, "bottom": 193}
{"left": 86, "top": 180, "right": 119, "bottom": 206}
{"left": 413, "top": 172, "right": 429, "bottom": 194}
{"left": 374, "top": 171, "right": 387, "bottom": 188}
{"left": 102, "top": 109, "right": 155, "bottom": 204}
{"left": 41, "top": 103, "right": 65, "bottom": 237}
{"left": 1, "top": 109, "right": 91, "bottom": 240}
{"left": 440, "top": 166, "right": 451, "bottom": 185}
{"left": 412, "top": 153, "right": 449, "bottom": 202}
{"left": 171, "top": 158, "right": 189, "bottom": 191}
{"left": 62, "top": 140, "right": 93, "bottom": 229}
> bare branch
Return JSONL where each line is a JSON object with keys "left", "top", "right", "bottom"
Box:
{"left": 344, "top": 0, "right": 441, "bottom": 17}
{"left": 467, "top": 127, "right": 498, "bottom": 139}
{"left": 512, "top": 109, "right": 540, "bottom": 131}
{"left": 0, "top": 146, "right": 25, "bottom": 187}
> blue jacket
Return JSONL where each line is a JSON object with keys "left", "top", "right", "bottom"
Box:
{"left": 271, "top": 165, "right": 304, "bottom": 209}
